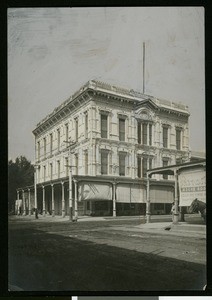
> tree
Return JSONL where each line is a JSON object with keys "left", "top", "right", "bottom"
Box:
{"left": 8, "top": 156, "right": 34, "bottom": 213}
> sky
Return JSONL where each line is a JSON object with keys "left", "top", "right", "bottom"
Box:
{"left": 8, "top": 7, "right": 205, "bottom": 162}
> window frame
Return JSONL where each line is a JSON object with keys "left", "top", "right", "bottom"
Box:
{"left": 137, "top": 156, "right": 141, "bottom": 178}
{"left": 142, "top": 157, "right": 147, "bottom": 178}
{"left": 101, "top": 150, "right": 108, "bottom": 175}
{"left": 119, "top": 118, "right": 125, "bottom": 141}
{"left": 101, "top": 114, "right": 108, "bottom": 139}
{"left": 162, "top": 158, "right": 169, "bottom": 179}
{"left": 162, "top": 126, "right": 168, "bottom": 148}
{"left": 119, "top": 152, "right": 126, "bottom": 176}
{"left": 142, "top": 123, "right": 148, "bottom": 145}
{"left": 176, "top": 128, "right": 181, "bottom": 150}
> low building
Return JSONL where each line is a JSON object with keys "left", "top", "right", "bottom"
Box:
{"left": 17, "top": 80, "right": 191, "bottom": 217}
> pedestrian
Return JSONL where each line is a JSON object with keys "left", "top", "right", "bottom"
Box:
{"left": 171, "top": 202, "right": 175, "bottom": 222}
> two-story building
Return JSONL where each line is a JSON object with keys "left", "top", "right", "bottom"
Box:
{"left": 17, "top": 80, "right": 190, "bottom": 218}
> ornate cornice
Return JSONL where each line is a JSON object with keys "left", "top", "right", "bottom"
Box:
{"left": 33, "top": 79, "right": 190, "bottom": 137}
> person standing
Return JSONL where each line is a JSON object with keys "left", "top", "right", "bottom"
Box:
{"left": 171, "top": 202, "right": 175, "bottom": 222}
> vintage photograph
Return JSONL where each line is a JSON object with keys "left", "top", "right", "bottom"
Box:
{"left": 8, "top": 7, "right": 206, "bottom": 291}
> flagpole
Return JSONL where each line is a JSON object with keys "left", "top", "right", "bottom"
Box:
{"left": 143, "top": 42, "right": 145, "bottom": 94}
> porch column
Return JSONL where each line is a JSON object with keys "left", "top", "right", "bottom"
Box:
{"left": 146, "top": 175, "right": 151, "bottom": 223}
{"left": 173, "top": 169, "right": 179, "bottom": 224}
{"left": 112, "top": 181, "right": 116, "bottom": 217}
{"left": 34, "top": 167, "right": 38, "bottom": 219}
{"left": 28, "top": 188, "right": 31, "bottom": 216}
{"left": 61, "top": 181, "right": 65, "bottom": 217}
{"left": 74, "top": 179, "right": 78, "bottom": 220}
{"left": 51, "top": 184, "right": 55, "bottom": 217}
{"left": 16, "top": 190, "right": 19, "bottom": 215}
{"left": 69, "top": 165, "right": 73, "bottom": 221}
{"left": 42, "top": 185, "right": 46, "bottom": 217}
{"left": 22, "top": 189, "right": 26, "bottom": 216}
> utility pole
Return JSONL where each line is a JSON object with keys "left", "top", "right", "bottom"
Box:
{"left": 64, "top": 140, "right": 76, "bottom": 221}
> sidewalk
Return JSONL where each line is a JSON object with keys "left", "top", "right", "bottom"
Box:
{"left": 9, "top": 214, "right": 206, "bottom": 237}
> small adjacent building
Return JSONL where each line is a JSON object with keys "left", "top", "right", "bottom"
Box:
{"left": 17, "top": 80, "right": 191, "bottom": 217}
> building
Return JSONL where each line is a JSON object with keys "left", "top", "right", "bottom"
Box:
{"left": 17, "top": 80, "right": 191, "bottom": 218}
{"left": 190, "top": 150, "right": 206, "bottom": 162}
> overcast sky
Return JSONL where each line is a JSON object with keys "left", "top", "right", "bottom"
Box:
{"left": 8, "top": 7, "right": 205, "bottom": 162}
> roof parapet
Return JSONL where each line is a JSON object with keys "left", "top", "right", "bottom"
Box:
{"left": 35, "top": 79, "right": 189, "bottom": 128}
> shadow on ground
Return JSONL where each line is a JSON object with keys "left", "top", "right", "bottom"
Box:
{"left": 9, "top": 226, "right": 206, "bottom": 291}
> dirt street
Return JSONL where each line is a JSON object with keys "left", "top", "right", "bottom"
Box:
{"left": 8, "top": 216, "right": 206, "bottom": 291}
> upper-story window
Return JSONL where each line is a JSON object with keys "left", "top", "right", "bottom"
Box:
{"left": 50, "top": 163, "right": 53, "bottom": 180}
{"left": 142, "top": 157, "right": 147, "bottom": 178}
{"left": 85, "top": 112, "right": 88, "bottom": 139}
{"left": 43, "top": 165, "right": 46, "bottom": 181}
{"left": 176, "top": 158, "right": 182, "bottom": 165}
{"left": 38, "top": 166, "right": 41, "bottom": 182}
{"left": 75, "top": 154, "right": 78, "bottom": 175}
{"left": 101, "top": 150, "right": 108, "bottom": 175}
{"left": 57, "top": 160, "right": 60, "bottom": 178}
{"left": 43, "top": 138, "right": 46, "bottom": 159}
{"left": 65, "top": 123, "right": 69, "bottom": 143}
{"left": 37, "top": 141, "right": 40, "bottom": 161}
{"left": 137, "top": 121, "right": 152, "bottom": 145}
{"left": 50, "top": 133, "right": 53, "bottom": 155}
{"left": 101, "top": 114, "right": 108, "bottom": 138}
{"left": 162, "top": 158, "right": 169, "bottom": 179}
{"left": 65, "top": 157, "right": 69, "bottom": 177}
{"left": 137, "top": 156, "right": 141, "bottom": 178}
{"left": 149, "top": 124, "right": 152, "bottom": 146}
{"left": 142, "top": 123, "right": 148, "bottom": 145}
{"left": 176, "top": 128, "right": 181, "bottom": 150}
{"left": 85, "top": 151, "right": 88, "bottom": 175}
{"left": 119, "top": 118, "right": 125, "bottom": 141}
{"left": 57, "top": 129, "right": 60, "bottom": 151}
{"left": 75, "top": 118, "right": 78, "bottom": 142}
{"left": 149, "top": 157, "right": 153, "bottom": 170}
{"left": 137, "top": 122, "right": 141, "bottom": 144}
{"left": 163, "top": 126, "right": 168, "bottom": 148}
{"left": 119, "top": 152, "right": 126, "bottom": 176}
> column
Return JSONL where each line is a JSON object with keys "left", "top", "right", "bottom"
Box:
{"left": 69, "top": 165, "right": 73, "bottom": 221}
{"left": 74, "top": 179, "right": 78, "bottom": 220}
{"left": 146, "top": 175, "right": 151, "bottom": 223}
{"left": 173, "top": 169, "right": 179, "bottom": 224}
{"left": 28, "top": 189, "right": 31, "bottom": 216}
{"left": 22, "top": 190, "right": 26, "bottom": 216}
{"left": 42, "top": 185, "right": 46, "bottom": 217}
{"left": 16, "top": 190, "right": 19, "bottom": 215}
{"left": 51, "top": 184, "right": 55, "bottom": 217}
{"left": 34, "top": 168, "right": 38, "bottom": 219}
{"left": 112, "top": 182, "right": 116, "bottom": 217}
{"left": 61, "top": 181, "right": 65, "bottom": 218}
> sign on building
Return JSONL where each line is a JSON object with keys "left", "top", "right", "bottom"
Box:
{"left": 178, "top": 167, "right": 206, "bottom": 206}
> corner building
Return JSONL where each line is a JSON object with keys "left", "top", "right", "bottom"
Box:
{"left": 32, "top": 80, "right": 190, "bottom": 217}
